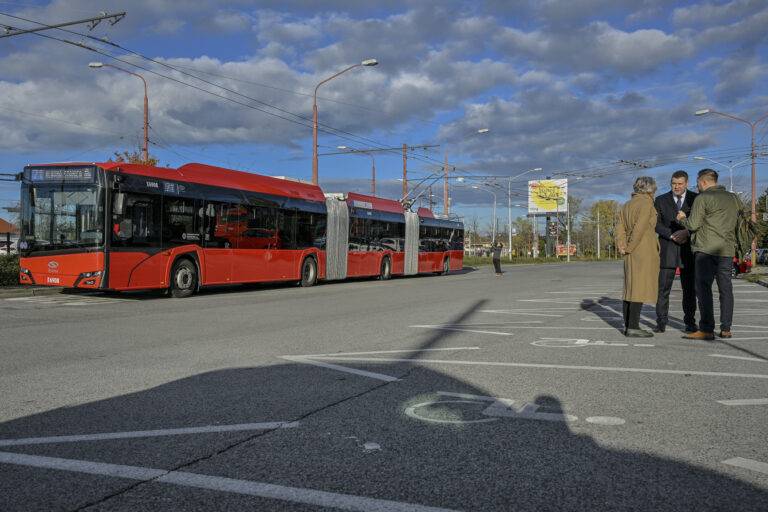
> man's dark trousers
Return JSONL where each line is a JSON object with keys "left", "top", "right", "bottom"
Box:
{"left": 694, "top": 252, "right": 734, "bottom": 333}
{"left": 657, "top": 266, "right": 696, "bottom": 327}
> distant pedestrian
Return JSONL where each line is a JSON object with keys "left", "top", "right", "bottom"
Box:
{"left": 491, "top": 240, "right": 503, "bottom": 276}
{"left": 654, "top": 170, "right": 697, "bottom": 333}
{"left": 616, "top": 177, "right": 660, "bottom": 338}
{"left": 677, "top": 169, "right": 740, "bottom": 340}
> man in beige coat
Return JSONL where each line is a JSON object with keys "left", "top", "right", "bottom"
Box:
{"left": 616, "top": 177, "right": 660, "bottom": 337}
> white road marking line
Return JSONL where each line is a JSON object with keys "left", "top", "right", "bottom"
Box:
{"left": 519, "top": 299, "right": 583, "bottom": 303}
{"left": 480, "top": 311, "right": 564, "bottom": 317}
{"left": 410, "top": 326, "right": 513, "bottom": 336}
{"left": 722, "top": 457, "right": 768, "bottom": 476}
{"left": 0, "top": 422, "right": 299, "bottom": 447}
{"left": 280, "top": 356, "right": 400, "bottom": 382}
{"left": 721, "top": 337, "right": 768, "bottom": 341}
{"left": 716, "top": 398, "right": 768, "bottom": 406}
{"left": 311, "top": 356, "right": 768, "bottom": 379}
{"left": 585, "top": 416, "right": 626, "bottom": 425}
{"left": 709, "top": 354, "right": 766, "bottom": 363}
{"left": 732, "top": 324, "right": 768, "bottom": 329}
{"left": 298, "top": 347, "right": 481, "bottom": 358}
{"left": 0, "top": 452, "right": 457, "bottom": 512}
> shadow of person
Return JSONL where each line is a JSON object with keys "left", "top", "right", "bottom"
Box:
{"left": 580, "top": 296, "right": 659, "bottom": 332}
{"left": 1, "top": 301, "right": 766, "bottom": 510}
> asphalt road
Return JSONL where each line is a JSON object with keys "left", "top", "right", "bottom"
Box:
{"left": 1, "top": 261, "right": 767, "bottom": 511}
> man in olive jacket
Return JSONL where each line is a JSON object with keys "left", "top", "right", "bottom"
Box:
{"left": 677, "top": 169, "right": 740, "bottom": 340}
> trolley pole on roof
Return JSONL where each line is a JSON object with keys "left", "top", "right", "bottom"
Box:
{"left": 0, "top": 12, "right": 125, "bottom": 39}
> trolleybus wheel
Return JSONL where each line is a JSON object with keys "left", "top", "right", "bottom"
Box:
{"left": 379, "top": 257, "right": 392, "bottom": 281}
{"left": 170, "top": 259, "right": 197, "bottom": 298}
{"left": 300, "top": 257, "right": 317, "bottom": 287}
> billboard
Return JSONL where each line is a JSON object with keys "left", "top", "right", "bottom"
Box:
{"left": 528, "top": 179, "right": 568, "bottom": 214}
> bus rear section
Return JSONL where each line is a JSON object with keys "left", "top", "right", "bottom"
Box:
{"left": 322, "top": 194, "right": 463, "bottom": 281}
{"left": 416, "top": 208, "right": 464, "bottom": 274}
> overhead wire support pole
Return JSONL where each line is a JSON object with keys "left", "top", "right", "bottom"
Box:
{"left": 0, "top": 12, "right": 125, "bottom": 38}
{"left": 696, "top": 108, "right": 768, "bottom": 266}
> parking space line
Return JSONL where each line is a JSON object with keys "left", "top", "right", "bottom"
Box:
{"left": 722, "top": 457, "right": 768, "bottom": 476}
{"left": 716, "top": 398, "right": 768, "bottom": 406}
{"left": 410, "top": 325, "right": 513, "bottom": 336}
{"left": 0, "top": 422, "right": 299, "bottom": 447}
{"left": 280, "top": 356, "right": 400, "bottom": 382}
{"left": 709, "top": 354, "right": 766, "bottom": 363}
{"left": 0, "top": 452, "right": 458, "bottom": 512}
{"left": 311, "top": 356, "right": 768, "bottom": 379}
{"left": 297, "top": 347, "right": 480, "bottom": 358}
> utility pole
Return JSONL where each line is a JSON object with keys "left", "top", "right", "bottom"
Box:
{"left": 403, "top": 144, "right": 408, "bottom": 200}
{"left": 0, "top": 12, "right": 126, "bottom": 39}
{"left": 597, "top": 209, "right": 601, "bottom": 259}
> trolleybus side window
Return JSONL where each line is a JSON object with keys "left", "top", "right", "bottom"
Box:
{"left": 112, "top": 192, "right": 161, "bottom": 248}
{"left": 163, "top": 197, "right": 200, "bottom": 247}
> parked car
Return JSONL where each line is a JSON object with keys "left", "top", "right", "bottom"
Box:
{"left": 0, "top": 239, "right": 17, "bottom": 255}
{"left": 756, "top": 248, "right": 768, "bottom": 265}
{"left": 732, "top": 254, "right": 751, "bottom": 277}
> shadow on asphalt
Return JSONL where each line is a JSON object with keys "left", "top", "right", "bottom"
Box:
{"left": 580, "top": 296, "right": 662, "bottom": 333}
{"left": 1, "top": 300, "right": 765, "bottom": 510}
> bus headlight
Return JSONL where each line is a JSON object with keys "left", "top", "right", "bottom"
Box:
{"left": 19, "top": 267, "right": 31, "bottom": 275}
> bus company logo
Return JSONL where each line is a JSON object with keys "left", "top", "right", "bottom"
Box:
{"left": 47, "top": 261, "right": 59, "bottom": 273}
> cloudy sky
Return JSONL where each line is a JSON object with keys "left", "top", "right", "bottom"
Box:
{"left": 1, "top": 0, "right": 767, "bottom": 225}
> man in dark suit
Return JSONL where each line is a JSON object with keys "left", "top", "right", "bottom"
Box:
{"left": 655, "top": 170, "right": 697, "bottom": 332}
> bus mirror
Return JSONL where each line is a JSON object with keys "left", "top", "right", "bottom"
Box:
{"left": 206, "top": 204, "right": 216, "bottom": 217}
{"left": 117, "top": 219, "right": 132, "bottom": 239}
{"left": 30, "top": 188, "right": 36, "bottom": 207}
{"left": 113, "top": 193, "right": 126, "bottom": 215}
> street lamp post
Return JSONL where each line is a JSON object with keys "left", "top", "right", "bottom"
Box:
{"left": 695, "top": 108, "right": 768, "bottom": 265}
{"left": 472, "top": 185, "right": 496, "bottom": 242}
{"left": 338, "top": 146, "right": 375, "bottom": 196}
{"left": 312, "top": 59, "right": 378, "bottom": 186}
{"left": 506, "top": 168, "right": 542, "bottom": 259}
{"left": 693, "top": 156, "right": 751, "bottom": 192}
{"left": 444, "top": 128, "right": 488, "bottom": 215}
{"left": 89, "top": 62, "right": 149, "bottom": 162}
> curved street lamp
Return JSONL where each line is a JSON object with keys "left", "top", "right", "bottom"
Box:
{"left": 89, "top": 62, "right": 149, "bottom": 162}
{"left": 695, "top": 108, "right": 768, "bottom": 264}
{"left": 312, "top": 59, "right": 378, "bottom": 186}
{"left": 443, "top": 128, "right": 489, "bottom": 215}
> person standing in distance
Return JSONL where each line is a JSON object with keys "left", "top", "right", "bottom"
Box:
{"left": 654, "top": 170, "right": 697, "bottom": 333}
{"left": 616, "top": 177, "right": 660, "bottom": 337}
{"left": 677, "top": 169, "right": 740, "bottom": 340}
{"left": 491, "top": 239, "right": 503, "bottom": 276}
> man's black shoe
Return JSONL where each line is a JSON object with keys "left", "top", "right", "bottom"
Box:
{"left": 657, "top": 323, "right": 666, "bottom": 333}
{"left": 685, "top": 324, "right": 697, "bottom": 332}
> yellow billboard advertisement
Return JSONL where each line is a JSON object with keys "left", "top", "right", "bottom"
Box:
{"left": 528, "top": 179, "right": 568, "bottom": 214}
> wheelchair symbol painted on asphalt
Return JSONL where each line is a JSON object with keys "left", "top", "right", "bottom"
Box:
{"left": 532, "top": 338, "right": 654, "bottom": 348}
{"left": 405, "top": 391, "right": 625, "bottom": 426}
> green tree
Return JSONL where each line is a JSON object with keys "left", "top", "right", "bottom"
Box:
{"left": 108, "top": 151, "right": 163, "bottom": 167}
{"left": 756, "top": 187, "right": 768, "bottom": 248}
{"left": 589, "top": 199, "right": 620, "bottom": 258}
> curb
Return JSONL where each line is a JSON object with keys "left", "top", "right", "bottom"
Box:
{"left": 0, "top": 286, "right": 64, "bottom": 299}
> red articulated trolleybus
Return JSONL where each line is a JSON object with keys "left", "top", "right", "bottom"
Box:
{"left": 17, "top": 162, "right": 463, "bottom": 297}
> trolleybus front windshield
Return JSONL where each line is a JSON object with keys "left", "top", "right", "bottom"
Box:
{"left": 20, "top": 183, "right": 105, "bottom": 253}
